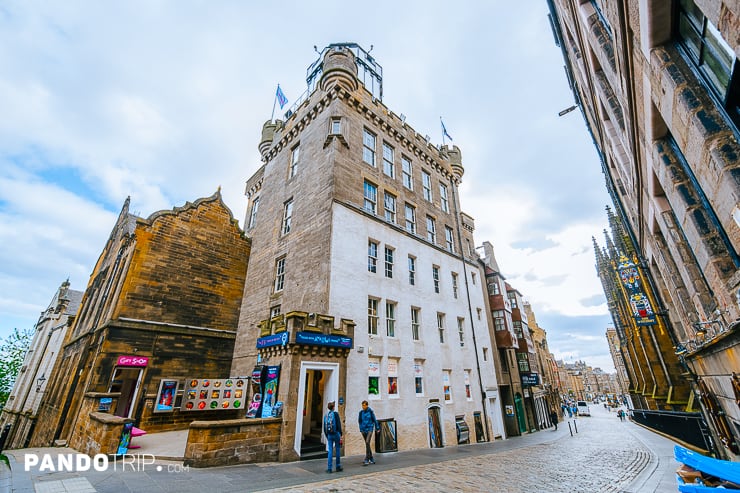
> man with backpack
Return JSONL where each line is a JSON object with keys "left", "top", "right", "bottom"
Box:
{"left": 358, "top": 400, "right": 380, "bottom": 465}
{"left": 323, "top": 401, "right": 343, "bottom": 473}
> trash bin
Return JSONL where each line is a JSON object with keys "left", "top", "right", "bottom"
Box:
{"left": 455, "top": 415, "right": 470, "bottom": 444}
{"left": 375, "top": 418, "right": 398, "bottom": 453}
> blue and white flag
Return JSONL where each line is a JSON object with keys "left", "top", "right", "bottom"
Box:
{"left": 440, "top": 117, "right": 453, "bottom": 141}
{"left": 276, "top": 85, "right": 288, "bottom": 109}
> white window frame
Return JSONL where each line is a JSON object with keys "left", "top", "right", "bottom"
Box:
{"left": 405, "top": 204, "right": 416, "bottom": 234}
{"left": 411, "top": 307, "right": 420, "bottom": 341}
{"left": 386, "top": 301, "right": 396, "bottom": 338}
{"left": 274, "top": 257, "right": 286, "bottom": 293}
{"left": 368, "top": 240, "right": 378, "bottom": 273}
{"left": 445, "top": 226, "right": 454, "bottom": 253}
{"left": 402, "top": 156, "right": 413, "bottom": 190}
{"left": 281, "top": 199, "right": 293, "bottom": 235}
{"left": 363, "top": 128, "right": 376, "bottom": 167}
{"left": 458, "top": 317, "right": 465, "bottom": 346}
{"left": 433, "top": 265, "right": 440, "bottom": 293}
{"left": 408, "top": 256, "right": 416, "bottom": 285}
{"left": 368, "top": 298, "right": 379, "bottom": 335}
{"left": 384, "top": 192, "right": 396, "bottom": 223}
{"left": 384, "top": 246, "right": 394, "bottom": 278}
{"left": 248, "top": 197, "right": 259, "bottom": 229}
{"left": 364, "top": 180, "right": 377, "bottom": 214}
{"left": 382, "top": 142, "right": 394, "bottom": 178}
{"left": 451, "top": 272, "right": 458, "bottom": 299}
{"left": 426, "top": 216, "right": 436, "bottom": 244}
{"left": 437, "top": 312, "right": 445, "bottom": 343}
{"left": 422, "top": 170, "right": 432, "bottom": 201}
{"left": 290, "top": 145, "right": 300, "bottom": 178}
{"left": 440, "top": 183, "right": 449, "bottom": 212}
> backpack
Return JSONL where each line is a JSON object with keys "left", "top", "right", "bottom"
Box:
{"left": 324, "top": 411, "right": 335, "bottom": 434}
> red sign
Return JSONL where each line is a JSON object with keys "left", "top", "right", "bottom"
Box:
{"left": 117, "top": 355, "right": 149, "bottom": 367}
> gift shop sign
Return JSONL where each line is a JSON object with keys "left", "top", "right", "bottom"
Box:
{"left": 117, "top": 355, "right": 149, "bottom": 367}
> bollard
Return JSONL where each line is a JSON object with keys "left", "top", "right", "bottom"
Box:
{"left": 567, "top": 421, "right": 573, "bottom": 436}
{"left": 0, "top": 423, "right": 11, "bottom": 453}
{"left": 573, "top": 419, "right": 578, "bottom": 433}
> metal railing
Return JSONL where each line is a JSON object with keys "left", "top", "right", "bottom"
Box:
{"left": 630, "top": 409, "right": 713, "bottom": 452}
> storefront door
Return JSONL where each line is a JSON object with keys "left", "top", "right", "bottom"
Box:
{"left": 294, "top": 361, "right": 339, "bottom": 456}
{"left": 515, "top": 392, "right": 527, "bottom": 434}
{"left": 109, "top": 367, "right": 142, "bottom": 418}
{"left": 428, "top": 405, "right": 443, "bottom": 448}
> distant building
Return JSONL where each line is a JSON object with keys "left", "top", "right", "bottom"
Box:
{"left": 548, "top": 0, "right": 740, "bottom": 459}
{"left": 0, "top": 280, "right": 82, "bottom": 448}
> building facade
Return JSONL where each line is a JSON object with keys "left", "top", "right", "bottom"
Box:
{"left": 232, "top": 43, "right": 504, "bottom": 460}
{"left": 548, "top": 0, "right": 740, "bottom": 459}
{"left": 0, "top": 280, "right": 82, "bottom": 449}
{"left": 30, "top": 191, "right": 250, "bottom": 449}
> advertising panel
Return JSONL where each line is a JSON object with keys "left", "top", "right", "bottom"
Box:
{"left": 181, "top": 378, "right": 247, "bottom": 412}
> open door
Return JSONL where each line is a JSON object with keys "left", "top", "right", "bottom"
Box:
{"left": 109, "top": 367, "right": 142, "bottom": 418}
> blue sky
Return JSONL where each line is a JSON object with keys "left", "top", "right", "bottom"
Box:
{"left": 0, "top": 2, "right": 616, "bottom": 371}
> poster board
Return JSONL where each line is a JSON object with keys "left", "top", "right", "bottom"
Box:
{"left": 154, "top": 379, "right": 178, "bottom": 413}
{"left": 181, "top": 378, "right": 247, "bottom": 411}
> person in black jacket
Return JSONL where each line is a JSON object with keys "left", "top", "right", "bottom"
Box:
{"left": 550, "top": 409, "right": 559, "bottom": 430}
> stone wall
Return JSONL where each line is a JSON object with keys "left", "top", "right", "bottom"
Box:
{"left": 184, "top": 417, "right": 282, "bottom": 468}
{"left": 68, "top": 393, "right": 131, "bottom": 456}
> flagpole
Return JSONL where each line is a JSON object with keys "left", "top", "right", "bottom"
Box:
{"left": 440, "top": 117, "right": 446, "bottom": 146}
{"left": 271, "top": 85, "right": 279, "bottom": 121}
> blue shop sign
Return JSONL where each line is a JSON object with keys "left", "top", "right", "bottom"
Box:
{"left": 256, "top": 332, "right": 290, "bottom": 349}
{"left": 521, "top": 373, "right": 540, "bottom": 386}
{"left": 295, "top": 331, "right": 353, "bottom": 349}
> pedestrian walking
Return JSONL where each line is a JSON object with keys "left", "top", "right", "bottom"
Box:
{"left": 358, "top": 400, "right": 380, "bottom": 465}
{"left": 549, "top": 409, "right": 559, "bottom": 430}
{"left": 323, "top": 401, "right": 343, "bottom": 473}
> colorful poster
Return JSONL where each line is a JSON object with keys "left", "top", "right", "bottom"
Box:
{"left": 261, "top": 365, "right": 281, "bottom": 418}
{"left": 246, "top": 366, "right": 264, "bottom": 418}
{"left": 154, "top": 379, "right": 178, "bottom": 412}
{"left": 117, "top": 422, "right": 133, "bottom": 455}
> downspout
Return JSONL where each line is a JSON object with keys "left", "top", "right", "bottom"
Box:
{"left": 449, "top": 175, "right": 491, "bottom": 442}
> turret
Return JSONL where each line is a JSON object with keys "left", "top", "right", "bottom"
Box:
{"left": 319, "top": 46, "right": 359, "bottom": 93}
{"left": 443, "top": 145, "right": 464, "bottom": 180}
{"left": 259, "top": 120, "right": 282, "bottom": 159}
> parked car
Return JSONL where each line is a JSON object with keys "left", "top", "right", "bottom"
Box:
{"left": 576, "top": 400, "right": 591, "bottom": 416}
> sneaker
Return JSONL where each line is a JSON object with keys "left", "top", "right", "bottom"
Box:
{"left": 369, "top": 458, "right": 375, "bottom": 464}
{"left": 336, "top": 466, "right": 343, "bottom": 472}
{"left": 326, "top": 469, "right": 332, "bottom": 474}
{"left": 363, "top": 460, "right": 369, "bottom": 466}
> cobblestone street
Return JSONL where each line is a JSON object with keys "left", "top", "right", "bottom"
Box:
{"left": 2, "top": 404, "right": 679, "bottom": 492}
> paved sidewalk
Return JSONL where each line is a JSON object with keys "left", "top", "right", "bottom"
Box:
{"left": 4, "top": 405, "right": 681, "bottom": 492}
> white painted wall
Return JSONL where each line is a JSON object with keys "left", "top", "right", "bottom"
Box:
{"left": 328, "top": 203, "right": 503, "bottom": 449}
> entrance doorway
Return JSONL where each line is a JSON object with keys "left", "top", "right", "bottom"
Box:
{"left": 428, "top": 405, "right": 443, "bottom": 448}
{"left": 109, "top": 367, "right": 142, "bottom": 418}
{"left": 294, "top": 362, "right": 339, "bottom": 458}
{"left": 515, "top": 392, "right": 527, "bottom": 434}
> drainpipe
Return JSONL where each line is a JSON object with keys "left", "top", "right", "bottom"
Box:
{"left": 449, "top": 175, "right": 491, "bottom": 442}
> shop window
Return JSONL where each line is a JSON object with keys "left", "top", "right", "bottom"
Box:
{"left": 387, "top": 359, "right": 399, "bottom": 397}
{"left": 443, "top": 370, "right": 452, "bottom": 403}
{"left": 368, "top": 358, "right": 380, "bottom": 399}
{"left": 414, "top": 360, "right": 424, "bottom": 396}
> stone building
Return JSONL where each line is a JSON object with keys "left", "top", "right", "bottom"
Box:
{"left": 30, "top": 191, "right": 250, "bottom": 451}
{"left": 232, "top": 43, "right": 504, "bottom": 460}
{"left": 525, "top": 302, "right": 562, "bottom": 427}
{"left": 479, "top": 241, "right": 527, "bottom": 437}
{"left": 605, "top": 327, "right": 631, "bottom": 399}
{"left": 0, "top": 280, "right": 82, "bottom": 449}
{"left": 547, "top": 0, "right": 740, "bottom": 460}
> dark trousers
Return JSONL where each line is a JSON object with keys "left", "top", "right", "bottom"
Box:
{"left": 361, "top": 431, "right": 374, "bottom": 460}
